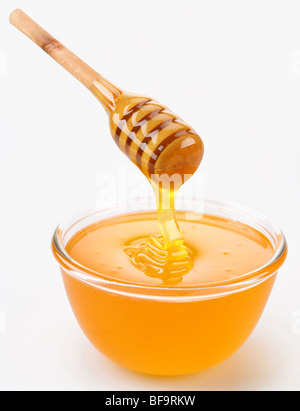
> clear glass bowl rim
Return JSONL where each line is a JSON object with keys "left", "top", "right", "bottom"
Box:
{"left": 52, "top": 196, "right": 287, "bottom": 298}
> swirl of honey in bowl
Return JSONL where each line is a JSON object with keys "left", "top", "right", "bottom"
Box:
{"left": 124, "top": 234, "right": 196, "bottom": 286}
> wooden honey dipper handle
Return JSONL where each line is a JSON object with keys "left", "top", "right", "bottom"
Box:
{"left": 10, "top": 9, "right": 204, "bottom": 179}
{"left": 9, "top": 9, "right": 121, "bottom": 111}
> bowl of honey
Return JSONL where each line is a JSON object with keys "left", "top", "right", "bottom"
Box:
{"left": 52, "top": 197, "right": 287, "bottom": 376}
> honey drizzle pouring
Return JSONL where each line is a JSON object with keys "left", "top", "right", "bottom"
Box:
{"left": 125, "top": 181, "right": 194, "bottom": 285}
{"left": 10, "top": 9, "right": 204, "bottom": 285}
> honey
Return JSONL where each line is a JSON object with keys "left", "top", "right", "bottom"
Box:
{"left": 65, "top": 210, "right": 274, "bottom": 287}
{"left": 10, "top": 10, "right": 287, "bottom": 376}
{"left": 61, "top": 207, "right": 280, "bottom": 375}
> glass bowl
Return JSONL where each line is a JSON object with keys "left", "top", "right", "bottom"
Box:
{"left": 52, "top": 197, "right": 287, "bottom": 376}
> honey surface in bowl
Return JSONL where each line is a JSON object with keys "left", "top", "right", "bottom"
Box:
{"left": 66, "top": 210, "right": 274, "bottom": 287}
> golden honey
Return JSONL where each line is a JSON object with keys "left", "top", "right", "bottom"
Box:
{"left": 59, "top": 208, "right": 282, "bottom": 375}
{"left": 66, "top": 211, "right": 274, "bottom": 287}
{"left": 10, "top": 10, "right": 287, "bottom": 376}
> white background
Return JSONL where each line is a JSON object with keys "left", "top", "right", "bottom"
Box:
{"left": 0, "top": 0, "right": 299, "bottom": 391}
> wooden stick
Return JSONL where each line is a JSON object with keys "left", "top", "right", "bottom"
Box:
{"left": 9, "top": 9, "right": 100, "bottom": 89}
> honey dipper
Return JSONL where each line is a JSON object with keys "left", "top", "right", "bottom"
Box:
{"left": 10, "top": 9, "right": 204, "bottom": 181}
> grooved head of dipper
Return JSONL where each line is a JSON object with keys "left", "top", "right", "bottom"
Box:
{"left": 149, "top": 133, "right": 204, "bottom": 183}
